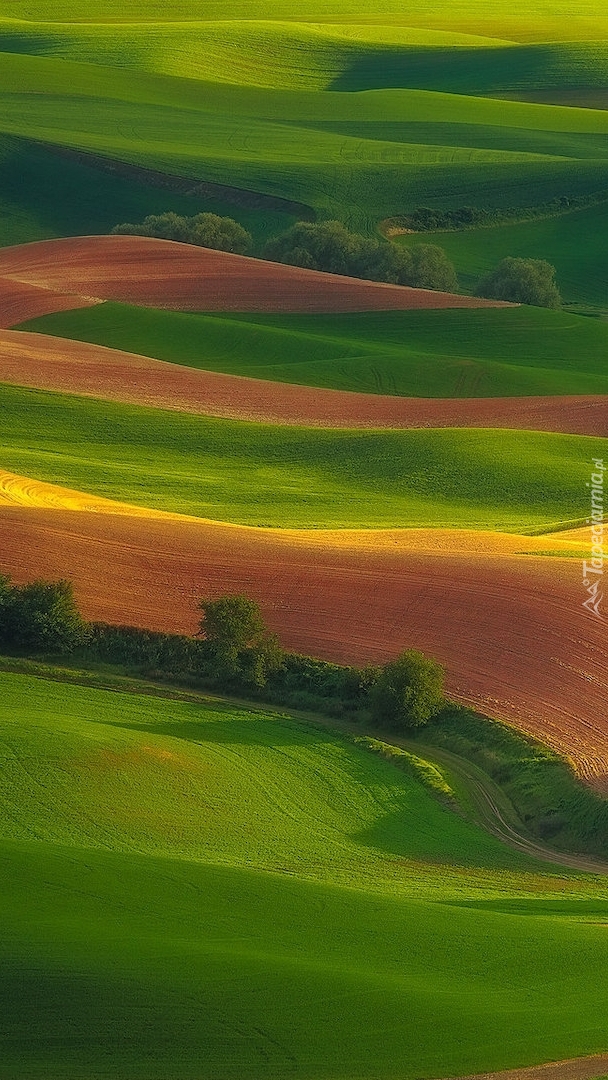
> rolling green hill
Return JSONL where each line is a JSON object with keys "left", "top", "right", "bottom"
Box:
{"left": 2, "top": 669, "right": 608, "bottom": 1080}
{"left": 0, "top": 136, "right": 295, "bottom": 250}
{"left": 2, "top": 18, "right": 608, "bottom": 95}
{"left": 0, "top": 383, "right": 602, "bottom": 529}
{"left": 21, "top": 303, "right": 608, "bottom": 398}
{"left": 1, "top": 52, "right": 607, "bottom": 234}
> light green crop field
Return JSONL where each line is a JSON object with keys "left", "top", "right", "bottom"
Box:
{"left": 2, "top": 669, "right": 608, "bottom": 1080}
{"left": 21, "top": 303, "right": 608, "bottom": 398}
{"left": 3, "top": 18, "right": 608, "bottom": 95}
{"left": 0, "top": 383, "right": 602, "bottom": 529}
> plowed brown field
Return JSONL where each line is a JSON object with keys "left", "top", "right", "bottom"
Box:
{"left": 3, "top": 329, "right": 607, "bottom": 435}
{"left": 0, "top": 235, "right": 510, "bottom": 314}
{"left": 2, "top": 472, "right": 606, "bottom": 789}
{"left": 452, "top": 1052, "right": 608, "bottom": 1080}
{"left": 0, "top": 278, "right": 98, "bottom": 328}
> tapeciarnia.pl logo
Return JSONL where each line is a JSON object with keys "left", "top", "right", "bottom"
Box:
{"left": 582, "top": 458, "right": 605, "bottom": 620}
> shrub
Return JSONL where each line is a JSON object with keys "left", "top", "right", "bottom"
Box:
{"left": 198, "top": 595, "right": 283, "bottom": 687}
{"left": 263, "top": 221, "right": 457, "bottom": 291}
{"left": 112, "top": 212, "right": 252, "bottom": 254}
{"left": 475, "top": 257, "right": 562, "bottom": 308}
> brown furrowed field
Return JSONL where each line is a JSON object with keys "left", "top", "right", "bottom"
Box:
{"left": 1, "top": 470, "right": 605, "bottom": 791}
{"left": 3, "top": 329, "right": 608, "bottom": 435}
{"left": 0, "top": 235, "right": 510, "bottom": 314}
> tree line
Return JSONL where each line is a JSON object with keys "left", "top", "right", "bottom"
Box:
{"left": 0, "top": 576, "right": 445, "bottom": 732}
{"left": 112, "top": 210, "right": 562, "bottom": 307}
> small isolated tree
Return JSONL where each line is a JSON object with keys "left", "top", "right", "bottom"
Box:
{"left": 370, "top": 649, "right": 445, "bottom": 731}
{"left": 0, "top": 578, "right": 90, "bottom": 654}
{"left": 198, "top": 595, "right": 283, "bottom": 687}
{"left": 475, "top": 257, "right": 562, "bottom": 308}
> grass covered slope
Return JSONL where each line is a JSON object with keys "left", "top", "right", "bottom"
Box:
{"left": 2, "top": 669, "right": 608, "bottom": 1079}
{"left": 1, "top": 53, "right": 608, "bottom": 232}
{"left": 20, "top": 303, "right": 608, "bottom": 398}
{"left": 0, "top": 383, "right": 601, "bottom": 529}
{"left": 0, "top": 136, "right": 296, "bottom": 251}
{"left": 0, "top": 671, "right": 530, "bottom": 878}
{"left": 3, "top": 18, "right": 608, "bottom": 95}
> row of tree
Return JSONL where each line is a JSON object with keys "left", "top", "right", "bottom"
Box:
{"left": 111, "top": 211, "right": 562, "bottom": 306}
{"left": 262, "top": 220, "right": 458, "bottom": 291}
{"left": 0, "top": 576, "right": 445, "bottom": 732}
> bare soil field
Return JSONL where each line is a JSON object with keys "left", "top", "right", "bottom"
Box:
{"left": 3, "top": 329, "right": 607, "bottom": 435}
{"left": 0, "top": 278, "right": 98, "bottom": 328}
{"left": 453, "top": 1052, "right": 608, "bottom": 1080}
{"left": 1, "top": 473, "right": 605, "bottom": 789}
{"left": 0, "top": 235, "right": 510, "bottom": 314}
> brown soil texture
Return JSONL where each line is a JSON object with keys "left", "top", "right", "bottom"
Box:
{"left": 2, "top": 498, "right": 606, "bottom": 789}
{"left": 3, "top": 329, "right": 607, "bottom": 435}
{"left": 0, "top": 278, "right": 98, "bottom": 328}
{"left": 0, "top": 235, "right": 511, "bottom": 314}
{"left": 452, "top": 1052, "right": 608, "bottom": 1080}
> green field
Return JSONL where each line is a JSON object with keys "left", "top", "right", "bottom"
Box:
{"left": 0, "top": 10, "right": 606, "bottom": 299}
{"left": 1, "top": 50, "right": 607, "bottom": 235}
{"left": 3, "top": 17, "right": 608, "bottom": 95}
{"left": 1, "top": 383, "right": 601, "bottom": 529}
{"left": 21, "top": 303, "right": 608, "bottom": 398}
{"left": 0, "top": 135, "right": 296, "bottom": 250}
{"left": 2, "top": 668, "right": 608, "bottom": 1080}
{"left": 3, "top": 4, "right": 608, "bottom": 1076}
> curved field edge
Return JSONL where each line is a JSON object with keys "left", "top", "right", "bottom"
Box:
{"left": 15, "top": 302, "right": 608, "bottom": 404}
{"left": 3, "top": 55, "right": 608, "bottom": 229}
{"left": 2, "top": 666, "right": 608, "bottom": 1079}
{"left": 0, "top": 235, "right": 507, "bottom": 315}
{"left": 0, "top": 134, "right": 299, "bottom": 252}
{"left": 0, "top": 383, "right": 602, "bottom": 530}
{"left": 0, "top": 484, "right": 606, "bottom": 787}
{"left": 4, "top": 654, "right": 607, "bottom": 871}
{"left": 2, "top": 328, "right": 608, "bottom": 437}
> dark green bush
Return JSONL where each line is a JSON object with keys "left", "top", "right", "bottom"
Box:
{"left": 112, "top": 211, "right": 252, "bottom": 254}
{"left": 475, "top": 257, "right": 562, "bottom": 308}
{"left": 263, "top": 220, "right": 457, "bottom": 291}
{"left": 370, "top": 649, "right": 445, "bottom": 731}
{"left": 0, "top": 576, "right": 89, "bottom": 654}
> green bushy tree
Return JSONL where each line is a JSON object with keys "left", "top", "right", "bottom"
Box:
{"left": 475, "top": 257, "right": 562, "bottom": 308}
{"left": 198, "top": 595, "right": 283, "bottom": 687}
{"left": 370, "top": 649, "right": 445, "bottom": 731}
{"left": 0, "top": 576, "right": 90, "bottom": 654}
{"left": 263, "top": 221, "right": 457, "bottom": 290}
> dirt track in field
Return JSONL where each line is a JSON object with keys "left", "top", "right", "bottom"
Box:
{"left": 3, "top": 329, "right": 608, "bottom": 436}
{"left": 1, "top": 470, "right": 606, "bottom": 790}
{"left": 0, "top": 277, "right": 99, "bottom": 328}
{"left": 0, "top": 235, "right": 511, "bottom": 314}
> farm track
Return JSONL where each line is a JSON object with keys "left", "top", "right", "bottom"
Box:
{"left": 409, "top": 741, "right": 608, "bottom": 875}
{"left": 0, "top": 470, "right": 606, "bottom": 790}
{"left": 2, "top": 329, "right": 608, "bottom": 435}
{"left": 0, "top": 235, "right": 511, "bottom": 315}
